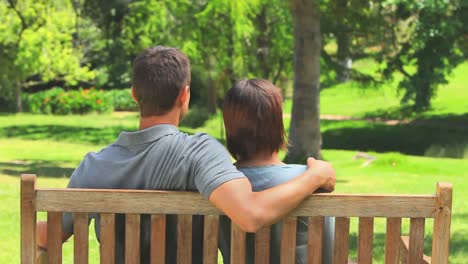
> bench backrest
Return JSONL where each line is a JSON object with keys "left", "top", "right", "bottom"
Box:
{"left": 20, "top": 174, "right": 452, "bottom": 264}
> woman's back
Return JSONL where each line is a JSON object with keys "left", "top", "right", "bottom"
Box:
{"left": 218, "top": 164, "right": 334, "bottom": 264}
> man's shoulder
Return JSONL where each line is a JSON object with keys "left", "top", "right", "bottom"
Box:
{"left": 187, "top": 132, "right": 226, "bottom": 152}
{"left": 189, "top": 132, "right": 218, "bottom": 142}
{"left": 81, "top": 143, "right": 119, "bottom": 159}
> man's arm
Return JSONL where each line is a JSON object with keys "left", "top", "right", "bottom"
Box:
{"left": 209, "top": 158, "right": 335, "bottom": 233}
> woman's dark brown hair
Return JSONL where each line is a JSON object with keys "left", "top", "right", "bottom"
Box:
{"left": 222, "top": 78, "right": 286, "bottom": 161}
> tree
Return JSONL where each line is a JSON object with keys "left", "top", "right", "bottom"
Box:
{"left": 381, "top": 0, "right": 467, "bottom": 111}
{"left": 331, "top": 0, "right": 352, "bottom": 82}
{"left": 0, "top": 0, "right": 94, "bottom": 112}
{"left": 319, "top": 0, "right": 387, "bottom": 84}
{"left": 285, "top": 0, "right": 322, "bottom": 162}
{"left": 119, "top": 0, "right": 294, "bottom": 113}
{"left": 321, "top": 0, "right": 467, "bottom": 111}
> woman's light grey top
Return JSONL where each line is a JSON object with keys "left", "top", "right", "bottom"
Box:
{"left": 219, "top": 164, "right": 334, "bottom": 264}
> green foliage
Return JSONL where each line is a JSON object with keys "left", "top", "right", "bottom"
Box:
{"left": 110, "top": 0, "right": 294, "bottom": 111}
{"left": 382, "top": 0, "right": 467, "bottom": 111}
{"left": 319, "top": 0, "right": 467, "bottom": 111}
{"left": 0, "top": 0, "right": 466, "bottom": 116}
{"left": 25, "top": 87, "right": 113, "bottom": 115}
{"left": 180, "top": 106, "right": 212, "bottom": 128}
{"left": 0, "top": 0, "right": 96, "bottom": 111}
{"left": 107, "top": 89, "right": 138, "bottom": 111}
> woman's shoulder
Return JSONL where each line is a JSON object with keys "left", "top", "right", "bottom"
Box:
{"left": 238, "top": 164, "right": 307, "bottom": 190}
{"left": 239, "top": 164, "right": 306, "bottom": 173}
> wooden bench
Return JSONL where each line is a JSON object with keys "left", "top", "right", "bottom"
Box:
{"left": 20, "top": 174, "right": 452, "bottom": 264}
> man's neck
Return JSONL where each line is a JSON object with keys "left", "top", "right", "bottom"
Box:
{"left": 236, "top": 152, "right": 284, "bottom": 167}
{"left": 139, "top": 110, "right": 180, "bottom": 130}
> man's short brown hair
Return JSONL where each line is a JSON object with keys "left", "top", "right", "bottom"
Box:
{"left": 132, "top": 46, "right": 191, "bottom": 117}
{"left": 222, "top": 79, "right": 286, "bottom": 161}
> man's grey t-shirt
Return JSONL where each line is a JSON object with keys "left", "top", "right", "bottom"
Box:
{"left": 62, "top": 124, "right": 245, "bottom": 264}
{"left": 219, "top": 165, "right": 334, "bottom": 264}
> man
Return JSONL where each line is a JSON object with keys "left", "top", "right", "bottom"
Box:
{"left": 36, "top": 46, "right": 336, "bottom": 263}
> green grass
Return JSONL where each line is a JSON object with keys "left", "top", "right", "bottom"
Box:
{"left": 1, "top": 140, "right": 467, "bottom": 263}
{"left": 0, "top": 140, "right": 101, "bottom": 264}
{"left": 283, "top": 61, "right": 468, "bottom": 119}
{"left": 0, "top": 113, "right": 467, "bottom": 263}
{"left": 1, "top": 61, "right": 467, "bottom": 263}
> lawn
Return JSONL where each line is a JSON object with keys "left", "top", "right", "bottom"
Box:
{"left": 284, "top": 61, "right": 468, "bottom": 119}
{"left": 1, "top": 113, "right": 467, "bottom": 263}
{"left": 1, "top": 62, "right": 467, "bottom": 263}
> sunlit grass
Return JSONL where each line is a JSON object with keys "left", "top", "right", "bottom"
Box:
{"left": 283, "top": 61, "right": 468, "bottom": 119}
{"left": 2, "top": 143, "right": 467, "bottom": 263}
{"left": 1, "top": 60, "right": 466, "bottom": 263}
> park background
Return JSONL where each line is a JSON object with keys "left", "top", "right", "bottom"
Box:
{"left": 0, "top": 0, "right": 467, "bottom": 263}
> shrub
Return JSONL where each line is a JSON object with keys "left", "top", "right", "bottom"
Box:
{"left": 25, "top": 87, "right": 113, "bottom": 115}
{"left": 180, "top": 106, "right": 212, "bottom": 128}
{"left": 0, "top": 97, "right": 18, "bottom": 112}
{"left": 108, "top": 89, "right": 138, "bottom": 111}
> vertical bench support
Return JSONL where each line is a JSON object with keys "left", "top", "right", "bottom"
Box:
{"left": 21, "top": 174, "right": 37, "bottom": 264}
{"left": 431, "top": 183, "right": 452, "bottom": 264}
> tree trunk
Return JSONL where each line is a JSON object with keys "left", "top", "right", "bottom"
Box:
{"left": 285, "top": 0, "right": 322, "bottom": 162}
{"left": 413, "top": 62, "right": 433, "bottom": 112}
{"left": 335, "top": 0, "right": 351, "bottom": 83}
{"left": 336, "top": 32, "right": 352, "bottom": 82}
{"left": 256, "top": 6, "right": 270, "bottom": 79}
{"left": 206, "top": 77, "right": 217, "bottom": 114}
{"left": 15, "top": 81, "right": 23, "bottom": 112}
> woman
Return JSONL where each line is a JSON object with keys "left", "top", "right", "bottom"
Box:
{"left": 219, "top": 79, "right": 334, "bottom": 264}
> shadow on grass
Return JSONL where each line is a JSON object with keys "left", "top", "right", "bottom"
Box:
{"left": 347, "top": 227, "right": 467, "bottom": 261}
{"left": 322, "top": 118, "right": 468, "bottom": 159}
{"left": 362, "top": 106, "right": 468, "bottom": 124}
{"left": 449, "top": 232, "right": 468, "bottom": 259}
{"left": 1, "top": 124, "right": 202, "bottom": 146}
{"left": 1, "top": 125, "right": 133, "bottom": 145}
{"left": 0, "top": 161, "right": 75, "bottom": 178}
{"left": 2, "top": 116, "right": 467, "bottom": 159}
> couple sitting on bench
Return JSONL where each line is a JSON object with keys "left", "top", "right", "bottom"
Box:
{"left": 36, "top": 46, "right": 336, "bottom": 263}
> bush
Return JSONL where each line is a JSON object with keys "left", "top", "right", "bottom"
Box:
{"left": 0, "top": 97, "right": 17, "bottom": 112}
{"left": 107, "top": 89, "right": 138, "bottom": 111}
{"left": 180, "top": 106, "right": 212, "bottom": 128}
{"left": 25, "top": 87, "right": 113, "bottom": 115}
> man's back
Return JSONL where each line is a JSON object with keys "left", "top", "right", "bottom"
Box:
{"left": 62, "top": 124, "right": 245, "bottom": 263}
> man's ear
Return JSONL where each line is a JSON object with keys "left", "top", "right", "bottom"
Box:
{"left": 178, "top": 85, "right": 190, "bottom": 106}
{"left": 131, "top": 86, "right": 138, "bottom": 104}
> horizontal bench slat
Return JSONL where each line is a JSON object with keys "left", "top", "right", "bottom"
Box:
{"left": 35, "top": 189, "right": 438, "bottom": 217}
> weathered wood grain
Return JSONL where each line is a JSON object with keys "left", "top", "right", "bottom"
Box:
{"left": 151, "top": 214, "right": 166, "bottom": 264}
{"left": 35, "top": 189, "right": 438, "bottom": 218}
{"left": 281, "top": 217, "right": 297, "bottom": 264}
{"left": 74, "top": 212, "right": 89, "bottom": 264}
{"left": 307, "top": 216, "right": 324, "bottom": 264}
{"left": 21, "top": 174, "right": 37, "bottom": 264}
